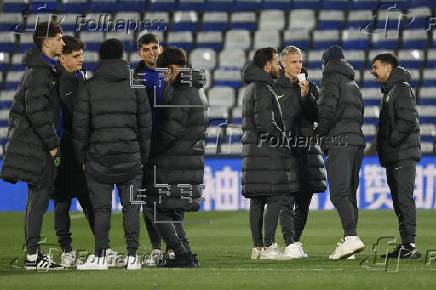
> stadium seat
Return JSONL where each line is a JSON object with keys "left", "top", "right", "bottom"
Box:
{"left": 4, "top": 71, "right": 24, "bottom": 90}
{"left": 342, "top": 29, "right": 370, "bottom": 49}
{"left": 204, "top": 0, "right": 233, "bottom": 11}
{"left": 202, "top": 12, "right": 228, "bottom": 31}
{"left": 317, "top": 10, "right": 345, "bottom": 30}
{"left": 258, "top": 10, "right": 285, "bottom": 31}
{"left": 363, "top": 105, "right": 380, "bottom": 124}
{"left": 417, "top": 105, "right": 436, "bottom": 124}
{"left": 89, "top": 0, "right": 119, "bottom": 13}
{"left": 148, "top": 0, "right": 176, "bottom": 11}
{"left": 167, "top": 31, "right": 194, "bottom": 52}
{"left": 0, "top": 32, "right": 15, "bottom": 53}
{"left": 419, "top": 87, "right": 436, "bottom": 105}
{"left": 106, "top": 31, "right": 134, "bottom": 51}
{"left": 117, "top": 0, "right": 147, "bottom": 11}
{"left": 178, "top": 0, "right": 206, "bottom": 11}
{"left": 0, "top": 13, "right": 22, "bottom": 32}
{"left": 362, "top": 69, "right": 379, "bottom": 88}
{"left": 230, "top": 12, "right": 256, "bottom": 31}
{"left": 362, "top": 124, "right": 377, "bottom": 137}
{"left": 79, "top": 32, "right": 105, "bottom": 51}
{"left": 283, "top": 29, "right": 311, "bottom": 50}
{"left": 207, "top": 106, "right": 229, "bottom": 126}
{"left": 3, "top": 0, "right": 30, "bottom": 13}
{"left": 307, "top": 50, "right": 324, "bottom": 70}
{"left": 371, "top": 31, "right": 399, "bottom": 49}
{"left": 406, "top": 7, "right": 432, "bottom": 29}
{"left": 233, "top": 0, "right": 262, "bottom": 11}
{"left": 262, "top": 0, "right": 292, "bottom": 9}
{"left": 376, "top": 9, "right": 410, "bottom": 30}
{"left": 190, "top": 48, "right": 216, "bottom": 70}
{"left": 0, "top": 90, "right": 15, "bottom": 102}
{"left": 10, "top": 53, "right": 25, "bottom": 71}
{"left": 61, "top": 0, "right": 89, "bottom": 13}
{"left": 402, "top": 30, "right": 429, "bottom": 49}
{"left": 350, "top": 0, "right": 379, "bottom": 9}
{"left": 288, "top": 9, "right": 316, "bottom": 31}
{"left": 398, "top": 49, "right": 425, "bottom": 69}
{"left": 214, "top": 68, "right": 242, "bottom": 88}
{"left": 207, "top": 87, "right": 236, "bottom": 107}
{"left": 423, "top": 69, "right": 436, "bottom": 87}
{"left": 426, "top": 49, "right": 436, "bottom": 68}
{"left": 219, "top": 49, "right": 246, "bottom": 69}
{"left": 312, "top": 30, "right": 340, "bottom": 49}
{"left": 254, "top": 30, "right": 280, "bottom": 49}
{"left": 57, "top": 13, "right": 85, "bottom": 32}
{"left": 293, "top": 0, "right": 320, "bottom": 10}
{"left": 82, "top": 51, "right": 99, "bottom": 71}
{"left": 307, "top": 69, "right": 323, "bottom": 86}
{"left": 17, "top": 33, "right": 33, "bottom": 53}
{"left": 347, "top": 10, "right": 373, "bottom": 29}
{"left": 172, "top": 11, "right": 199, "bottom": 31}
{"left": 0, "top": 53, "right": 10, "bottom": 71}
{"left": 361, "top": 88, "right": 382, "bottom": 106}
{"left": 197, "top": 31, "right": 223, "bottom": 51}
{"left": 408, "top": 0, "right": 433, "bottom": 8}
{"left": 144, "top": 12, "right": 171, "bottom": 32}
{"left": 224, "top": 30, "right": 251, "bottom": 50}
{"left": 343, "top": 50, "right": 365, "bottom": 70}
{"left": 231, "top": 105, "right": 242, "bottom": 123}
{"left": 419, "top": 124, "right": 436, "bottom": 142}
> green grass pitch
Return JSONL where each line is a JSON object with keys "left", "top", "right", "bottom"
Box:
{"left": 0, "top": 210, "right": 435, "bottom": 289}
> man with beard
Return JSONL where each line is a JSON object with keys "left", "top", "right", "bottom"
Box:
{"left": 371, "top": 53, "right": 421, "bottom": 259}
{"left": 274, "top": 45, "right": 327, "bottom": 259}
{"left": 318, "top": 45, "right": 365, "bottom": 260}
{"left": 242, "top": 48, "right": 290, "bottom": 260}
{"left": 1, "top": 21, "right": 65, "bottom": 270}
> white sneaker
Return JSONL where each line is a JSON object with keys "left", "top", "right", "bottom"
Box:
{"left": 105, "top": 248, "right": 123, "bottom": 267}
{"left": 296, "top": 242, "right": 308, "bottom": 258}
{"left": 60, "top": 251, "right": 83, "bottom": 268}
{"left": 251, "top": 248, "right": 262, "bottom": 260}
{"left": 77, "top": 254, "right": 108, "bottom": 270}
{"left": 284, "top": 243, "right": 303, "bottom": 259}
{"left": 347, "top": 254, "right": 356, "bottom": 260}
{"left": 126, "top": 255, "right": 141, "bottom": 270}
{"left": 329, "top": 236, "right": 365, "bottom": 260}
{"left": 142, "top": 249, "right": 163, "bottom": 267}
{"left": 260, "top": 243, "right": 291, "bottom": 260}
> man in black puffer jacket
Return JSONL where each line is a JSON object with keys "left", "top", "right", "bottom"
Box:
{"left": 73, "top": 39, "right": 152, "bottom": 270}
{"left": 371, "top": 53, "right": 421, "bottom": 259}
{"left": 1, "top": 22, "right": 64, "bottom": 270}
{"left": 318, "top": 46, "right": 365, "bottom": 260}
{"left": 143, "top": 47, "right": 207, "bottom": 268}
{"left": 274, "top": 45, "right": 327, "bottom": 259}
{"left": 242, "top": 48, "right": 291, "bottom": 260}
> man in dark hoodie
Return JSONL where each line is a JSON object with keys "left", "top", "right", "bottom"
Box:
{"left": 274, "top": 45, "right": 327, "bottom": 259}
{"left": 371, "top": 53, "right": 421, "bottom": 259}
{"left": 73, "top": 39, "right": 152, "bottom": 270}
{"left": 318, "top": 45, "right": 365, "bottom": 260}
{"left": 142, "top": 47, "right": 207, "bottom": 268}
{"left": 1, "top": 21, "right": 64, "bottom": 270}
{"left": 242, "top": 47, "right": 290, "bottom": 260}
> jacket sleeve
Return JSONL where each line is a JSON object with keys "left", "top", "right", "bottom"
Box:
{"left": 300, "top": 82, "right": 320, "bottom": 122}
{"left": 253, "top": 84, "right": 284, "bottom": 139}
{"left": 136, "top": 88, "right": 152, "bottom": 164}
{"left": 390, "top": 84, "right": 418, "bottom": 147}
{"left": 24, "top": 71, "right": 59, "bottom": 151}
{"left": 72, "top": 84, "right": 91, "bottom": 165}
{"left": 317, "top": 76, "right": 339, "bottom": 136}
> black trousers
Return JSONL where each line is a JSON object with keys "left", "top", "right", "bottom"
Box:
{"left": 25, "top": 155, "right": 56, "bottom": 255}
{"left": 142, "top": 206, "right": 162, "bottom": 249}
{"left": 249, "top": 194, "right": 283, "bottom": 248}
{"left": 325, "top": 146, "right": 364, "bottom": 237}
{"left": 386, "top": 159, "right": 417, "bottom": 245}
{"left": 54, "top": 192, "right": 95, "bottom": 253}
{"left": 86, "top": 173, "right": 142, "bottom": 257}
{"left": 279, "top": 192, "right": 313, "bottom": 247}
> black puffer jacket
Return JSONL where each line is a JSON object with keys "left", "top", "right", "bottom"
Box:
{"left": 73, "top": 59, "right": 152, "bottom": 184}
{"left": 376, "top": 66, "right": 421, "bottom": 168}
{"left": 274, "top": 69, "right": 327, "bottom": 194}
{"left": 1, "top": 48, "right": 60, "bottom": 186}
{"left": 241, "top": 63, "right": 299, "bottom": 197}
{"left": 318, "top": 59, "right": 365, "bottom": 149}
{"left": 53, "top": 65, "right": 87, "bottom": 197}
{"left": 144, "top": 70, "right": 208, "bottom": 211}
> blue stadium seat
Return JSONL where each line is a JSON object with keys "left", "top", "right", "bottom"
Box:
{"left": 259, "top": 10, "right": 285, "bottom": 31}
{"left": 406, "top": 7, "right": 432, "bottom": 29}
{"left": 342, "top": 30, "right": 370, "bottom": 49}
{"left": 363, "top": 106, "right": 380, "bottom": 124}
{"left": 144, "top": 12, "right": 171, "bottom": 33}
{"left": 61, "top": 0, "right": 89, "bottom": 13}
{"left": 344, "top": 50, "right": 365, "bottom": 70}
{"left": 283, "top": 29, "right": 311, "bottom": 50}
{"left": 89, "top": 0, "right": 119, "bottom": 13}
{"left": 350, "top": 0, "right": 382, "bottom": 10}
{"left": 190, "top": 48, "right": 217, "bottom": 70}
{"left": 419, "top": 87, "right": 436, "bottom": 105}
{"left": 0, "top": 13, "right": 22, "bottom": 32}
{"left": 426, "top": 49, "right": 436, "bottom": 67}
{"left": 172, "top": 11, "right": 200, "bottom": 31}
{"left": 293, "top": 0, "right": 320, "bottom": 9}
{"left": 423, "top": 69, "right": 436, "bottom": 87}
{"left": 204, "top": 0, "right": 233, "bottom": 11}
{"left": 79, "top": 32, "right": 106, "bottom": 51}
{"left": 407, "top": 0, "right": 433, "bottom": 8}
{"left": 197, "top": 31, "right": 223, "bottom": 51}
{"left": 0, "top": 32, "right": 16, "bottom": 53}
{"left": 117, "top": 0, "right": 147, "bottom": 11}
{"left": 10, "top": 53, "right": 25, "bottom": 71}
{"left": 4, "top": 71, "right": 23, "bottom": 90}
{"left": 254, "top": 31, "right": 280, "bottom": 49}
{"left": 376, "top": 9, "right": 412, "bottom": 30}
{"left": 178, "top": 0, "right": 206, "bottom": 10}
{"left": 106, "top": 31, "right": 134, "bottom": 52}
{"left": 317, "top": 11, "right": 345, "bottom": 30}
{"left": 232, "top": 0, "right": 262, "bottom": 11}
{"left": 418, "top": 105, "right": 436, "bottom": 124}
{"left": 322, "top": 0, "right": 350, "bottom": 9}
{"left": 3, "top": 0, "right": 29, "bottom": 13}
{"left": 398, "top": 49, "right": 425, "bottom": 69}
{"left": 262, "top": 0, "right": 292, "bottom": 9}
{"left": 149, "top": 0, "right": 176, "bottom": 11}
{"left": 230, "top": 12, "right": 256, "bottom": 31}
{"left": 219, "top": 49, "right": 246, "bottom": 69}
{"left": 312, "top": 30, "right": 340, "bottom": 49}
{"left": 288, "top": 9, "right": 316, "bottom": 31}
{"left": 214, "top": 68, "right": 242, "bottom": 89}
{"left": 0, "top": 53, "right": 9, "bottom": 71}
{"left": 347, "top": 10, "right": 373, "bottom": 30}
{"left": 224, "top": 30, "right": 251, "bottom": 50}
{"left": 307, "top": 50, "right": 324, "bottom": 70}
{"left": 167, "top": 31, "right": 194, "bottom": 52}
{"left": 202, "top": 12, "right": 228, "bottom": 31}
{"left": 371, "top": 31, "right": 399, "bottom": 49}
{"left": 363, "top": 69, "right": 379, "bottom": 88}
{"left": 402, "top": 30, "right": 429, "bottom": 49}
{"left": 208, "top": 87, "right": 236, "bottom": 108}
{"left": 17, "top": 33, "right": 33, "bottom": 53}
{"left": 82, "top": 51, "right": 99, "bottom": 71}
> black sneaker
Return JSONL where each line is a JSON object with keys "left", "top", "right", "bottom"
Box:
{"left": 157, "top": 252, "right": 198, "bottom": 268}
{"left": 381, "top": 244, "right": 422, "bottom": 259}
{"left": 24, "top": 252, "right": 64, "bottom": 270}
{"left": 191, "top": 253, "right": 200, "bottom": 267}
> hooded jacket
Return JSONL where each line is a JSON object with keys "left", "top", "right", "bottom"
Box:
{"left": 376, "top": 66, "right": 421, "bottom": 168}
{"left": 318, "top": 59, "right": 365, "bottom": 150}
{"left": 1, "top": 48, "right": 61, "bottom": 186}
{"left": 72, "top": 59, "right": 152, "bottom": 184}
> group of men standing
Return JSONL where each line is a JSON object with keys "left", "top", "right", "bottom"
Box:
{"left": 0, "top": 21, "right": 207, "bottom": 270}
{"left": 242, "top": 45, "right": 421, "bottom": 260}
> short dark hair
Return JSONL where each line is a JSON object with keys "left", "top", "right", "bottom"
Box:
{"left": 33, "top": 21, "right": 63, "bottom": 50}
{"left": 99, "top": 38, "right": 124, "bottom": 60}
{"left": 253, "top": 48, "right": 278, "bottom": 69}
{"left": 137, "top": 33, "right": 160, "bottom": 48}
{"left": 62, "top": 35, "right": 86, "bottom": 54}
{"left": 373, "top": 53, "right": 399, "bottom": 68}
{"left": 156, "top": 47, "right": 187, "bottom": 67}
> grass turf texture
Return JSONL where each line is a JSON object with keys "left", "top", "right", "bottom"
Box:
{"left": 0, "top": 210, "right": 435, "bottom": 289}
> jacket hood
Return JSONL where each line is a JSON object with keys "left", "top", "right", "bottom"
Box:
{"left": 242, "top": 62, "right": 274, "bottom": 85}
{"left": 381, "top": 66, "right": 411, "bottom": 94}
{"left": 323, "top": 59, "right": 355, "bottom": 81}
{"left": 94, "top": 59, "right": 130, "bottom": 82}
{"left": 22, "top": 48, "right": 56, "bottom": 70}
